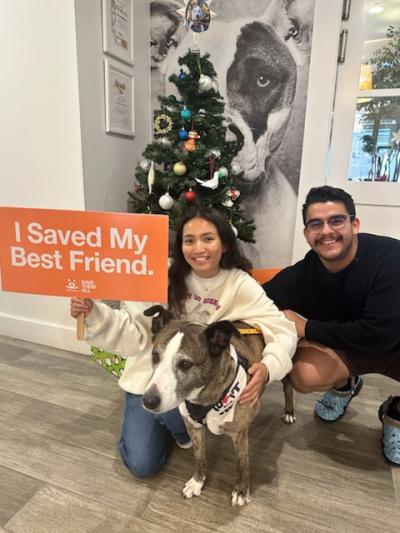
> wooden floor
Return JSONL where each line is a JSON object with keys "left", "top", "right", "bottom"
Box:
{"left": 0, "top": 335, "right": 398, "bottom": 533}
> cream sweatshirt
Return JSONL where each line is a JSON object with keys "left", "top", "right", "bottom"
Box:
{"left": 84, "top": 268, "right": 297, "bottom": 394}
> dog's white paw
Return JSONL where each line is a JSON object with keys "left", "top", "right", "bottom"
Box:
{"left": 282, "top": 411, "right": 296, "bottom": 424}
{"left": 182, "top": 476, "right": 205, "bottom": 498}
{"left": 231, "top": 489, "right": 251, "bottom": 507}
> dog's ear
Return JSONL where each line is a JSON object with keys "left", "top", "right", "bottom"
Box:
{"left": 144, "top": 305, "right": 174, "bottom": 335}
{"left": 204, "top": 321, "right": 241, "bottom": 358}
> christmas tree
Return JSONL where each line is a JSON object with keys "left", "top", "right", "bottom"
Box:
{"left": 128, "top": 49, "right": 255, "bottom": 242}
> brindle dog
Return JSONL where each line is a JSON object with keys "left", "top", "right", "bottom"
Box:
{"left": 142, "top": 305, "right": 295, "bottom": 506}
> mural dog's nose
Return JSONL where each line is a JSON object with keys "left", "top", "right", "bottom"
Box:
{"left": 143, "top": 385, "right": 161, "bottom": 410}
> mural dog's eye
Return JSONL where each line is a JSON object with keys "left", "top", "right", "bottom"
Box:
{"left": 286, "top": 19, "right": 300, "bottom": 40}
{"left": 166, "top": 38, "right": 178, "bottom": 50}
{"left": 152, "top": 350, "right": 160, "bottom": 366}
{"left": 177, "top": 359, "right": 193, "bottom": 371}
{"left": 256, "top": 73, "right": 271, "bottom": 88}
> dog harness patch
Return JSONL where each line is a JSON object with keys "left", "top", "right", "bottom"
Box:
{"left": 179, "top": 345, "right": 248, "bottom": 435}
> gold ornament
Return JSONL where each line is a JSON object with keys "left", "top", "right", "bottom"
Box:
{"left": 173, "top": 161, "right": 187, "bottom": 176}
{"left": 154, "top": 113, "right": 173, "bottom": 135}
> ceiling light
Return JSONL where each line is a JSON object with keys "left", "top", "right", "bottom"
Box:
{"left": 369, "top": 6, "right": 383, "bottom": 13}
{"left": 369, "top": 2, "right": 384, "bottom": 14}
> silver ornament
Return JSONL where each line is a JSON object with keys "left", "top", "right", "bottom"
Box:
{"left": 210, "top": 148, "right": 221, "bottom": 159}
{"left": 198, "top": 74, "right": 213, "bottom": 92}
{"left": 159, "top": 192, "right": 174, "bottom": 210}
{"left": 139, "top": 158, "right": 150, "bottom": 171}
{"left": 231, "top": 162, "right": 242, "bottom": 175}
{"left": 158, "top": 137, "right": 172, "bottom": 146}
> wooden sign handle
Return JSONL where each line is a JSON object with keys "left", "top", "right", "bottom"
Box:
{"left": 76, "top": 313, "right": 85, "bottom": 340}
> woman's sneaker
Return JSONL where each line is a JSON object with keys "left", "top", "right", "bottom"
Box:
{"left": 314, "top": 376, "right": 363, "bottom": 422}
{"left": 378, "top": 396, "right": 400, "bottom": 466}
{"left": 176, "top": 439, "right": 193, "bottom": 450}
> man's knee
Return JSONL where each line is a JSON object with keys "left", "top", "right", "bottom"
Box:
{"left": 289, "top": 360, "right": 323, "bottom": 393}
{"left": 289, "top": 343, "right": 350, "bottom": 393}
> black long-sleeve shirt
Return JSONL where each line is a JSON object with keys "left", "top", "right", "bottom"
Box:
{"left": 263, "top": 233, "right": 400, "bottom": 356}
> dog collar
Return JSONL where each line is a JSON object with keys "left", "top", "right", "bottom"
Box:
{"left": 180, "top": 345, "right": 249, "bottom": 433}
{"left": 237, "top": 327, "right": 262, "bottom": 335}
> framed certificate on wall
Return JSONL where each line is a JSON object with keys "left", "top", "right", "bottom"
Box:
{"left": 102, "top": 0, "right": 134, "bottom": 66}
{"left": 104, "top": 57, "right": 135, "bottom": 137}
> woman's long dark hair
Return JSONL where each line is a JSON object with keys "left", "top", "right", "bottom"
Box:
{"left": 168, "top": 208, "right": 252, "bottom": 314}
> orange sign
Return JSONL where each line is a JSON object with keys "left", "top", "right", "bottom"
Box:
{"left": 0, "top": 207, "right": 168, "bottom": 302}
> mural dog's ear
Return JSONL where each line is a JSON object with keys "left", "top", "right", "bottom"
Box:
{"left": 144, "top": 305, "right": 174, "bottom": 334}
{"left": 204, "top": 321, "right": 241, "bottom": 357}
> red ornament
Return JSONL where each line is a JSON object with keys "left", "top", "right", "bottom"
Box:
{"left": 185, "top": 188, "right": 196, "bottom": 202}
{"left": 228, "top": 188, "right": 240, "bottom": 201}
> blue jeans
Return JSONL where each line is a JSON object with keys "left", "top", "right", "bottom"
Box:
{"left": 118, "top": 392, "right": 189, "bottom": 477}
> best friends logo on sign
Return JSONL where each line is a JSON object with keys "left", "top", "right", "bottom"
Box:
{"left": 0, "top": 207, "right": 168, "bottom": 302}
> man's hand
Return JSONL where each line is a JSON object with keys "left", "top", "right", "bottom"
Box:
{"left": 283, "top": 310, "right": 307, "bottom": 338}
{"left": 239, "top": 362, "right": 268, "bottom": 406}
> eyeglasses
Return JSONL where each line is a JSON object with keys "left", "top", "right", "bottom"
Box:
{"left": 304, "top": 214, "right": 355, "bottom": 232}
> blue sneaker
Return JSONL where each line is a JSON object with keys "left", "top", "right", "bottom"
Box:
{"left": 379, "top": 396, "right": 400, "bottom": 467}
{"left": 314, "top": 377, "right": 363, "bottom": 422}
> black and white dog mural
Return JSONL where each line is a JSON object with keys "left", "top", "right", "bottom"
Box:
{"left": 150, "top": 0, "right": 315, "bottom": 268}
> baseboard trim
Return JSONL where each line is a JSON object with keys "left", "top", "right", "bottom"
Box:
{"left": 0, "top": 313, "right": 89, "bottom": 354}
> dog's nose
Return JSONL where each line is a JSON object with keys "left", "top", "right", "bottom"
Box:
{"left": 143, "top": 385, "right": 161, "bottom": 411}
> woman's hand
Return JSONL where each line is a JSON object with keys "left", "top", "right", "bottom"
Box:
{"left": 239, "top": 362, "right": 268, "bottom": 406}
{"left": 70, "top": 297, "right": 94, "bottom": 319}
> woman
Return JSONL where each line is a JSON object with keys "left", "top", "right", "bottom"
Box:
{"left": 71, "top": 208, "right": 297, "bottom": 477}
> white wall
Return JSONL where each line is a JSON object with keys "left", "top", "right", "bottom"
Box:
{"left": 74, "top": 0, "right": 151, "bottom": 213}
{"left": 356, "top": 205, "right": 400, "bottom": 238}
{"left": 0, "top": 0, "right": 87, "bottom": 353}
{"left": 0, "top": 0, "right": 84, "bottom": 208}
{"left": 291, "top": 0, "right": 343, "bottom": 262}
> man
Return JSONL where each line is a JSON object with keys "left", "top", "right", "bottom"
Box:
{"left": 264, "top": 185, "right": 400, "bottom": 466}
